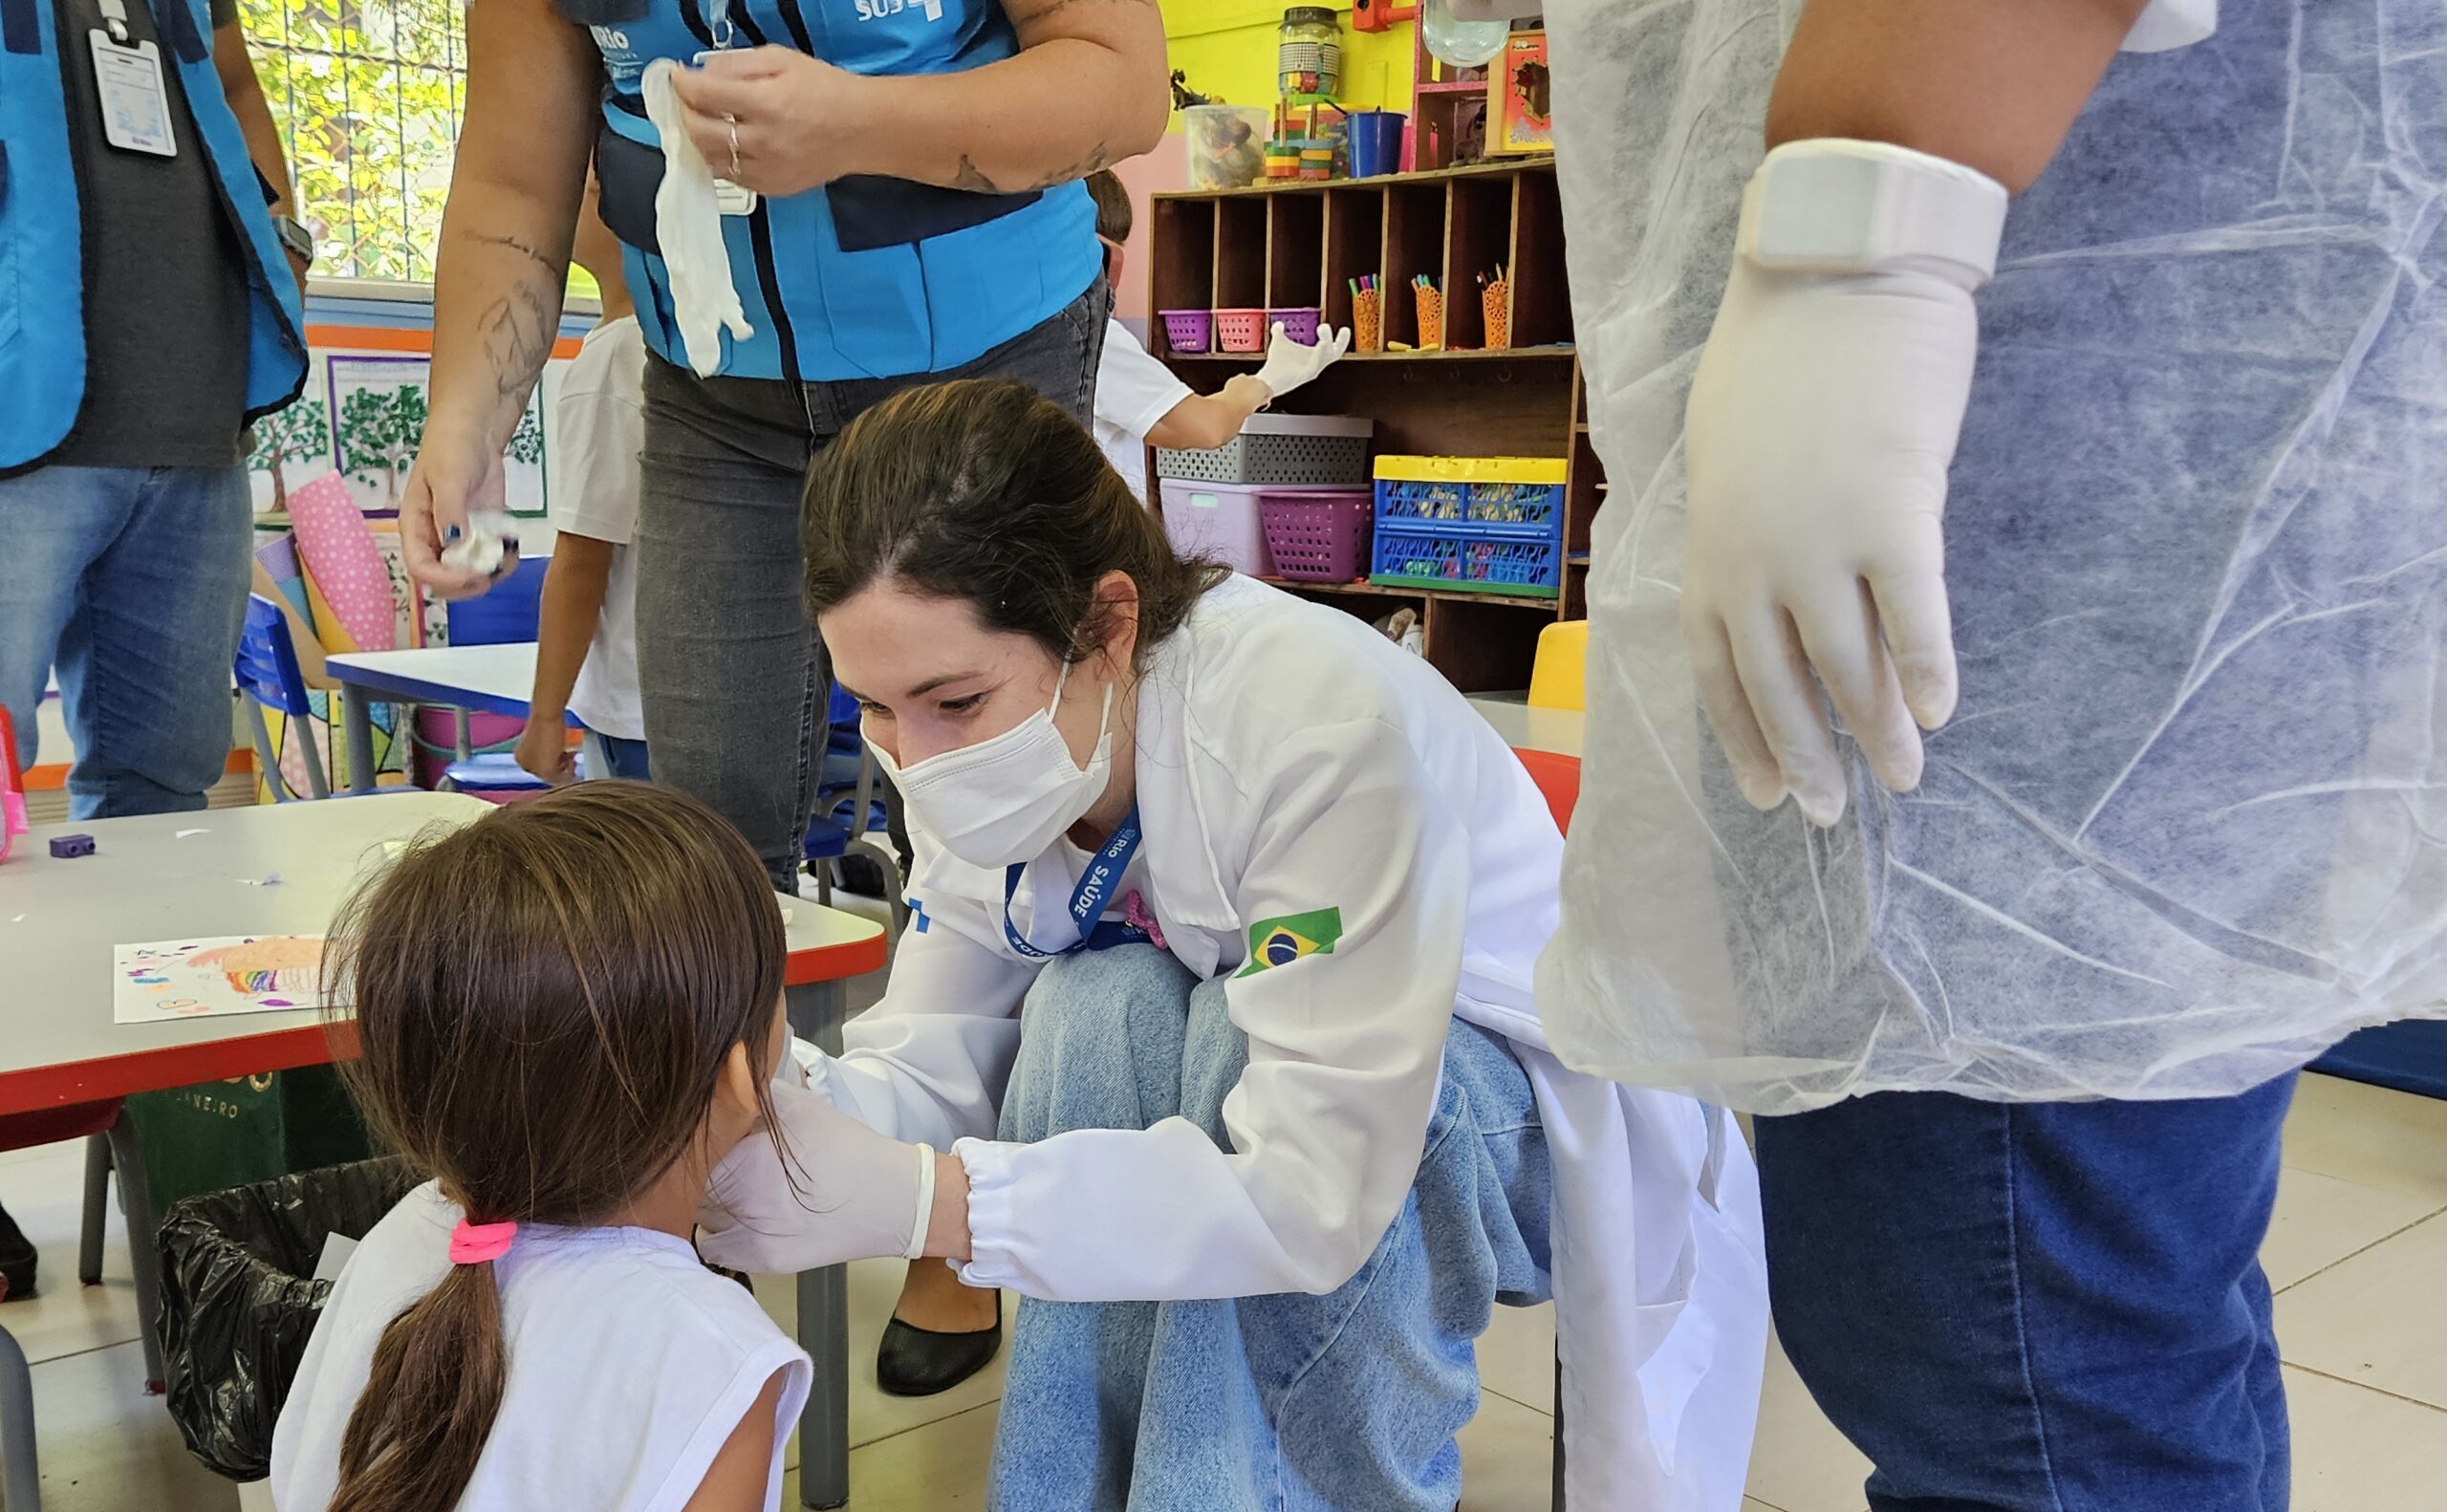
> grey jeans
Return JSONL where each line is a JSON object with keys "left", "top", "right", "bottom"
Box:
{"left": 634, "top": 284, "right": 1107, "bottom": 888}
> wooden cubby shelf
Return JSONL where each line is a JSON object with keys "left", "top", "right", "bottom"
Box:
{"left": 1149, "top": 159, "right": 1602, "bottom": 693}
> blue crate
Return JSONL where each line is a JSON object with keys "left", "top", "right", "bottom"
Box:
{"left": 1370, "top": 473, "right": 1565, "bottom": 596}
{"left": 1370, "top": 528, "right": 1561, "bottom": 597}
{"left": 1374, "top": 477, "right": 1565, "bottom": 532}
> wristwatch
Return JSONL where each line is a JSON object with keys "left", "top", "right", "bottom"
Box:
{"left": 271, "top": 214, "right": 314, "bottom": 269}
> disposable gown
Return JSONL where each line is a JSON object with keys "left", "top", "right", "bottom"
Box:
{"left": 1538, "top": 0, "right": 2447, "bottom": 1112}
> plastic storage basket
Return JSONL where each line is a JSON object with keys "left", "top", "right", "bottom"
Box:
{"left": 1159, "top": 479, "right": 1275, "bottom": 576}
{"left": 1159, "top": 309, "right": 1215, "bottom": 354}
{"left": 1369, "top": 455, "right": 1568, "bottom": 597}
{"left": 1156, "top": 413, "right": 1373, "bottom": 486}
{"left": 1215, "top": 308, "right": 1269, "bottom": 353}
{"left": 1259, "top": 488, "right": 1373, "bottom": 581}
{"left": 1267, "top": 306, "right": 1322, "bottom": 345}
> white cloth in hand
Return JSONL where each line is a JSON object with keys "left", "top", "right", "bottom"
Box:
{"left": 1253, "top": 322, "right": 1352, "bottom": 402}
{"left": 641, "top": 59, "right": 753, "bottom": 378}
{"left": 699, "top": 1078, "right": 931, "bottom": 1274}
{"left": 1681, "top": 143, "right": 2003, "bottom": 827}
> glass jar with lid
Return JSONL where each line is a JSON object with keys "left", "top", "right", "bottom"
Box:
{"left": 1277, "top": 6, "right": 1342, "bottom": 100}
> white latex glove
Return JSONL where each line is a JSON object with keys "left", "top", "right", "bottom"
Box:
{"left": 643, "top": 58, "right": 754, "bottom": 378}
{"left": 1681, "top": 140, "right": 2007, "bottom": 827}
{"left": 1253, "top": 322, "right": 1352, "bottom": 402}
{"left": 437, "top": 508, "right": 517, "bottom": 579}
{"left": 699, "top": 1077, "right": 933, "bottom": 1274}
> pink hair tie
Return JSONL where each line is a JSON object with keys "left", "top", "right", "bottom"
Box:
{"left": 448, "top": 1219, "right": 517, "bottom": 1265}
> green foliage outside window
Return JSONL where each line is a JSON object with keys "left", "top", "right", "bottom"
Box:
{"left": 241, "top": 0, "right": 466, "bottom": 283}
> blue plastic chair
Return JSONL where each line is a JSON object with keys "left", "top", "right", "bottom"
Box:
{"left": 236, "top": 594, "right": 332, "bottom": 801}
{"left": 431, "top": 555, "right": 553, "bottom": 794}
{"left": 804, "top": 685, "right": 906, "bottom": 931}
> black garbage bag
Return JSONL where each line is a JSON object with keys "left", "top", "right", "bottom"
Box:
{"left": 157, "top": 1156, "right": 422, "bottom": 1480}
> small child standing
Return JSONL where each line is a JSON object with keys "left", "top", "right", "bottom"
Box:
{"left": 1083, "top": 172, "right": 1347, "bottom": 505}
{"left": 518, "top": 169, "right": 649, "bottom": 784}
{"left": 271, "top": 784, "right": 812, "bottom": 1511}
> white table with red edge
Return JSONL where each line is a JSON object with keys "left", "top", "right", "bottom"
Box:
{"left": 0, "top": 792, "right": 887, "bottom": 1511}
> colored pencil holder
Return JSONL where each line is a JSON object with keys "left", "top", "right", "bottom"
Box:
{"left": 1353, "top": 290, "right": 1383, "bottom": 353}
{"left": 1481, "top": 280, "right": 1511, "bottom": 350}
{"left": 1414, "top": 286, "right": 1444, "bottom": 349}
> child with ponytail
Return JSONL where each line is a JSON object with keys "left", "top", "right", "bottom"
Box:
{"left": 271, "top": 783, "right": 819, "bottom": 1512}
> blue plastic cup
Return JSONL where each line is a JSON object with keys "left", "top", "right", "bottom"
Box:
{"left": 1348, "top": 111, "right": 1408, "bottom": 180}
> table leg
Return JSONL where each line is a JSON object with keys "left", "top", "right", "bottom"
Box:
{"left": 339, "top": 684, "right": 377, "bottom": 796}
{"left": 785, "top": 979, "right": 852, "bottom": 1509}
{"left": 105, "top": 1117, "right": 166, "bottom": 1391}
{"left": 0, "top": 1323, "right": 39, "bottom": 1512}
{"left": 79, "top": 1134, "right": 110, "bottom": 1286}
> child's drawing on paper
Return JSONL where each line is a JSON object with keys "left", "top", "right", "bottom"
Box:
{"left": 114, "top": 936, "right": 328, "bottom": 1026}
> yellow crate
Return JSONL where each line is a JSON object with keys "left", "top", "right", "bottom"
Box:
{"left": 1373, "top": 454, "right": 1569, "bottom": 486}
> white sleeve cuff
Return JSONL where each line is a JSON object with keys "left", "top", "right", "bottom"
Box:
{"left": 946, "top": 1137, "right": 1026, "bottom": 1290}
{"left": 905, "top": 1144, "right": 937, "bottom": 1262}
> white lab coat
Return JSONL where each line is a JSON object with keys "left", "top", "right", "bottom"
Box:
{"left": 806, "top": 575, "right": 1768, "bottom": 1509}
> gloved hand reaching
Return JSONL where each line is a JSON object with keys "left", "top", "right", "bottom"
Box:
{"left": 1680, "top": 139, "right": 2007, "bottom": 827}
{"left": 1253, "top": 321, "right": 1353, "bottom": 402}
{"left": 698, "top": 1076, "right": 936, "bottom": 1274}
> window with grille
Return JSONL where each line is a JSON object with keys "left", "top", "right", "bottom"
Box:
{"left": 240, "top": 0, "right": 466, "bottom": 283}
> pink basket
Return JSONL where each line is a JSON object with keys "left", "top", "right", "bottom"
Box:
{"left": 1267, "top": 307, "right": 1322, "bottom": 345}
{"left": 1215, "top": 308, "right": 1268, "bottom": 354}
{"left": 1159, "top": 309, "right": 1214, "bottom": 354}
{"left": 1259, "top": 487, "right": 1374, "bottom": 581}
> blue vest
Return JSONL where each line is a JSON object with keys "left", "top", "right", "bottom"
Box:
{"left": 589, "top": 0, "right": 1099, "bottom": 382}
{"left": 0, "top": 0, "right": 308, "bottom": 472}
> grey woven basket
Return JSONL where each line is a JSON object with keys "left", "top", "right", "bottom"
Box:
{"left": 1155, "top": 414, "right": 1373, "bottom": 486}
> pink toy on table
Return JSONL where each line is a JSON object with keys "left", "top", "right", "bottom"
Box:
{"left": 0, "top": 706, "right": 27, "bottom": 862}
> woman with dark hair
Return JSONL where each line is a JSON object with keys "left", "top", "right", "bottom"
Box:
{"left": 697, "top": 379, "right": 1771, "bottom": 1509}
{"left": 399, "top": 0, "right": 1163, "bottom": 1390}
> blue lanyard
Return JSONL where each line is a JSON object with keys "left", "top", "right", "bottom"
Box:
{"left": 1002, "top": 806, "right": 1148, "bottom": 959}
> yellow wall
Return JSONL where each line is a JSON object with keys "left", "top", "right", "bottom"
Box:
{"left": 1163, "top": 0, "right": 1418, "bottom": 117}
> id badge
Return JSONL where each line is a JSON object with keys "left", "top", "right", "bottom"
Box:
{"left": 88, "top": 32, "right": 177, "bottom": 157}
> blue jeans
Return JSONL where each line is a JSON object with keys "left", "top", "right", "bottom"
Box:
{"left": 633, "top": 287, "right": 1104, "bottom": 890}
{"left": 1754, "top": 1076, "right": 2297, "bottom": 1512}
{"left": 0, "top": 465, "right": 250, "bottom": 818}
{"left": 592, "top": 734, "right": 653, "bottom": 782}
{"left": 988, "top": 946, "right": 1551, "bottom": 1512}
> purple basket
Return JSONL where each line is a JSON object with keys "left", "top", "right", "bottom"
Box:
{"left": 1259, "top": 487, "right": 1374, "bottom": 582}
{"left": 1159, "top": 309, "right": 1215, "bottom": 354}
{"left": 1267, "top": 307, "right": 1323, "bottom": 346}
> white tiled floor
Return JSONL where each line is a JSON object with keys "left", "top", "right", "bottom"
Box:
{"left": 5, "top": 1072, "right": 2442, "bottom": 1511}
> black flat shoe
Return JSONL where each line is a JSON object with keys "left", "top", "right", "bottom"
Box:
{"left": 875, "top": 1313, "right": 1003, "bottom": 1397}
{"left": 0, "top": 1200, "right": 35, "bottom": 1304}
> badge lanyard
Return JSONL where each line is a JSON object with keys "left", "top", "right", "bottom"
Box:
{"left": 1001, "top": 806, "right": 1150, "bottom": 960}
{"left": 695, "top": 0, "right": 759, "bottom": 215}
{"left": 88, "top": 0, "right": 179, "bottom": 159}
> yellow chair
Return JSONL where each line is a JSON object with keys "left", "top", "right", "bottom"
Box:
{"left": 1528, "top": 619, "right": 1589, "bottom": 711}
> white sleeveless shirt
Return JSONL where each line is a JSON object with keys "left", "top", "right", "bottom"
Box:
{"left": 272, "top": 1181, "right": 810, "bottom": 1512}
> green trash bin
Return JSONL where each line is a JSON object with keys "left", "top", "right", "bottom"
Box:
{"left": 123, "top": 1065, "right": 377, "bottom": 1217}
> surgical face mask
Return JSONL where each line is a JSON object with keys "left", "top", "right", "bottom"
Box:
{"left": 873, "top": 661, "right": 1115, "bottom": 869}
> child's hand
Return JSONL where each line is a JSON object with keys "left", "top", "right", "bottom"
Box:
{"left": 515, "top": 724, "right": 578, "bottom": 787}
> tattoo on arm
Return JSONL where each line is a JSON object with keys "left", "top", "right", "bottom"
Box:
{"left": 953, "top": 154, "right": 1003, "bottom": 193}
{"left": 463, "top": 230, "right": 560, "bottom": 422}
{"left": 1029, "top": 141, "right": 1112, "bottom": 190}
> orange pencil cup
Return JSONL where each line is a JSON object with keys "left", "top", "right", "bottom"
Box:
{"left": 1414, "top": 285, "right": 1444, "bottom": 350}
{"left": 1482, "top": 280, "right": 1511, "bottom": 350}
{"left": 1353, "top": 290, "right": 1383, "bottom": 353}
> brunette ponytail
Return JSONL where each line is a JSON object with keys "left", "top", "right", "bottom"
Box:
{"left": 327, "top": 1259, "right": 507, "bottom": 1512}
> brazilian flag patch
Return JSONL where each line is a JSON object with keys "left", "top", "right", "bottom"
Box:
{"left": 1238, "top": 908, "right": 1344, "bottom": 977}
